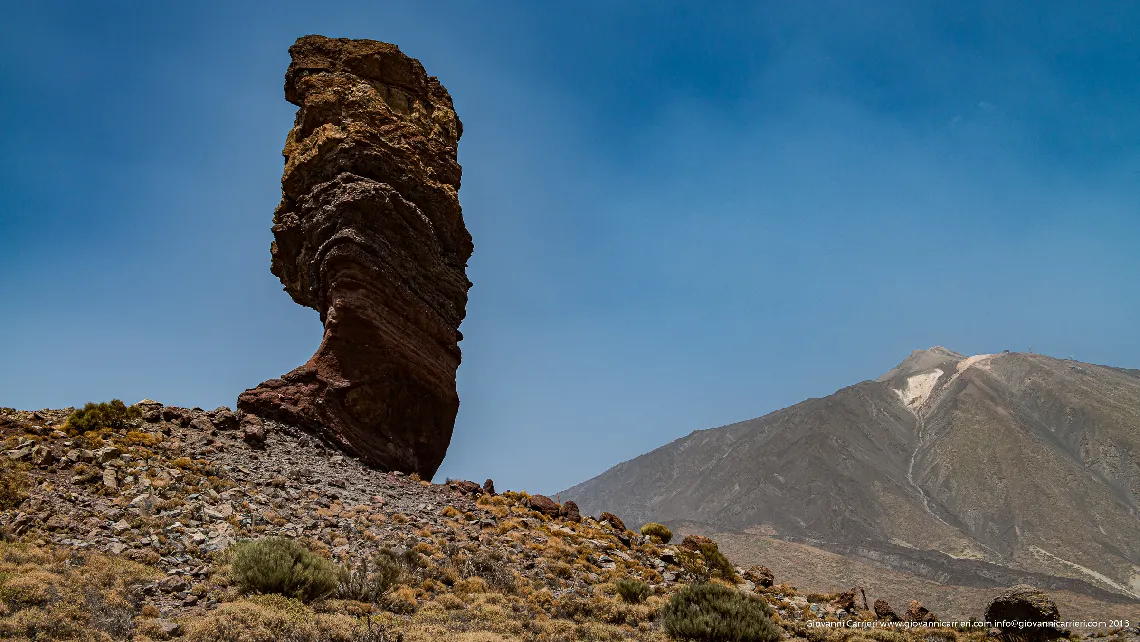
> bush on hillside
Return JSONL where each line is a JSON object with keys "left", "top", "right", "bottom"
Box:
{"left": 230, "top": 537, "right": 339, "bottom": 603}
{"left": 0, "top": 459, "right": 30, "bottom": 510}
{"left": 699, "top": 542, "right": 737, "bottom": 581}
{"left": 662, "top": 583, "right": 779, "bottom": 642}
{"left": 641, "top": 522, "right": 673, "bottom": 544}
{"left": 616, "top": 578, "right": 651, "bottom": 604}
{"left": 336, "top": 549, "right": 401, "bottom": 603}
{"left": 67, "top": 400, "right": 141, "bottom": 433}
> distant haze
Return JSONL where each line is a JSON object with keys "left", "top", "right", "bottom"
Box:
{"left": 1, "top": 1, "right": 1137, "bottom": 493}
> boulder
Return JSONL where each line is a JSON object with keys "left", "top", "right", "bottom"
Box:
{"left": 984, "top": 585, "right": 1061, "bottom": 639}
{"left": 527, "top": 494, "right": 560, "bottom": 517}
{"left": 30, "top": 444, "right": 53, "bottom": 467}
{"left": 162, "top": 407, "right": 192, "bottom": 427}
{"left": 483, "top": 478, "right": 496, "bottom": 496}
{"left": 94, "top": 446, "right": 122, "bottom": 464}
{"left": 208, "top": 407, "right": 238, "bottom": 431}
{"left": 904, "top": 600, "right": 937, "bottom": 623}
{"left": 560, "top": 500, "right": 581, "bottom": 522}
{"left": 743, "top": 565, "right": 775, "bottom": 588}
{"left": 599, "top": 512, "right": 627, "bottom": 532}
{"left": 241, "top": 415, "right": 266, "bottom": 448}
{"left": 137, "top": 399, "right": 163, "bottom": 422}
{"left": 448, "top": 479, "right": 481, "bottom": 496}
{"left": 237, "top": 35, "right": 472, "bottom": 477}
{"left": 834, "top": 586, "right": 867, "bottom": 611}
{"left": 189, "top": 416, "right": 214, "bottom": 433}
{"left": 874, "top": 598, "right": 901, "bottom": 622}
{"left": 680, "top": 534, "right": 714, "bottom": 551}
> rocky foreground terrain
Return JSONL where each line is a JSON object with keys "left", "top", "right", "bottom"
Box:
{"left": 3, "top": 402, "right": 1134, "bottom": 641}
{"left": 562, "top": 349, "right": 1140, "bottom": 621}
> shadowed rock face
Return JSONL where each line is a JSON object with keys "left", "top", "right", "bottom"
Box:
{"left": 238, "top": 35, "right": 472, "bottom": 477}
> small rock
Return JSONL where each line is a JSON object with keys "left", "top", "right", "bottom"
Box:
{"left": 241, "top": 415, "right": 266, "bottom": 448}
{"left": 448, "top": 479, "right": 481, "bottom": 495}
{"left": 904, "top": 599, "right": 937, "bottom": 623}
{"left": 833, "top": 588, "right": 859, "bottom": 611}
{"left": 158, "top": 620, "right": 182, "bottom": 636}
{"left": 599, "top": 512, "right": 626, "bottom": 532}
{"left": 6, "top": 448, "right": 31, "bottom": 461}
{"left": 94, "top": 446, "right": 122, "bottom": 464}
{"left": 111, "top": 519, "right": 132, "bottom": 534}
{"left": 743, "top": 565, "right": 775, "bottom": 588}
{"left": 874, "top": 598, "right": 901, "bottom": 622}
{"left": 158, "top": 576, "right": 189, "bottom": 593}
{"left": 103, "top": 468, "right": 119, "bottom": 490}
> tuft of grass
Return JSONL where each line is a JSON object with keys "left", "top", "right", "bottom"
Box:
{"left": 641, "top": 522, "right": 673, "bottom": 544}
{"left": 661, "top": 582, "right": 780, "bottom": 642}
{"left": 66, "top": 399, "right": 141, "bottom": 434}
{"left": 230, "top": 537, "right": 340, "bottom": 603}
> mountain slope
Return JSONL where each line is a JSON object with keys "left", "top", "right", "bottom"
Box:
{"left": 561, "top": 349, "right": 1140, "bottom": 604}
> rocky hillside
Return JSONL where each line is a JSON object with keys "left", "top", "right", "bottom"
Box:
{"left": 561, "top": 349, "right": 1140, "bottom": 617}
{"left": 7, "top": 402, "right": 1133, "bottom": 641}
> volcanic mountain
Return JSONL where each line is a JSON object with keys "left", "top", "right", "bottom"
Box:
{"left": 561, "top": 348, "right": 1140, "bottom": 615}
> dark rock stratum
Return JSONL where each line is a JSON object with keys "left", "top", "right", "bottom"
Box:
{"left": 238, "top": 35, "right": 472, "bottom": 477}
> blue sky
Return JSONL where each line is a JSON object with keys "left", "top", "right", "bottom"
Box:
{"left": 2, "top": 1, "right": 1137, "bottom": 494}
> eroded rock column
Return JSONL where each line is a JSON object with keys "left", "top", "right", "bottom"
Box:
{"left": 238, "top": 35, "right": 473, "bottom": 477}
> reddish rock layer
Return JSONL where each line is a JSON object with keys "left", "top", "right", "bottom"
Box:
{"left": 238, "top": 35, "right": 472, "bottom": 477}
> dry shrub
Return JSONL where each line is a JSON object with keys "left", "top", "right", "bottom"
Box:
{"left": 337, "top": 549, "right": 401, "bottom": 603}
{"left": 230, "top": 537, "right": 339, "bottom": 603}
{"left": 662, "top": 582, "right": 779, "bottom": 642}
{"left": 0, "top": 459, "right": 30, "bottom": 510}
{"left": 183, "top": 594, "right": 380, "bottom": 642}
{"left": 0, "top": 542, "right": 159, "bottom": 640}
{"left": 640, "top": 522, "right": 673, "bottom": 544}
{"left": 386, "top": 585, "right": 417, "bottom": 614}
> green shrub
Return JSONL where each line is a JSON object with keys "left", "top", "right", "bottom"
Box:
{"left": 67, "top": 400, "right": 141, "bottom": 433}
{"left": 336, "top": 549, "right": 401, "bottom": 603}
{"left": 699, "top": 542, "right": 737, "bottom": 581}
{"left": 0, "top": 459, "right": 30, "bottom": 509}
{"left": 662, "top": 583, "right": 779, "bottom": 642}
{"left": 641, "top": 522, "right": 674, "bottom": 544}
{"left": 230, "top": 537, "right": 339, "bottom": 603}
{"left": 615, "top": 578, "right": 650, "bottom": 604}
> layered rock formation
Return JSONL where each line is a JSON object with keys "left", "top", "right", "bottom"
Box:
{"left": 238, "top": 35, "right": 473, "bottom": 477}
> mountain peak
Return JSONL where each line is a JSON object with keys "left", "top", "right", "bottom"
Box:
{"left": 877, "top": 346, "right": 966, "bottom": 383}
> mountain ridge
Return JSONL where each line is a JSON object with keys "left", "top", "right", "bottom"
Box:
{"left": 561, "top": 348, "right": 1140, "bottom": 614}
